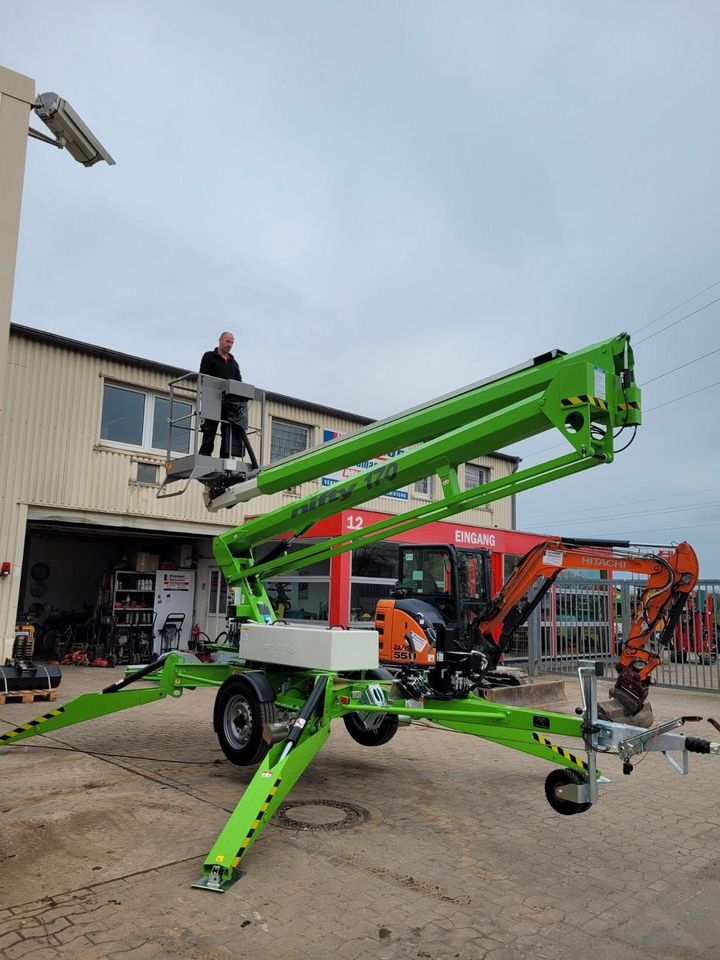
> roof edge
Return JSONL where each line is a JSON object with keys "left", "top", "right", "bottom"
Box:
{"left": 8, "top": 322, "right": 520, "bottom": 462}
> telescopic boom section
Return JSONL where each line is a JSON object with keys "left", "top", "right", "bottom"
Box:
{"left": 211, "top": 333, "right": 640, "bottom": 601}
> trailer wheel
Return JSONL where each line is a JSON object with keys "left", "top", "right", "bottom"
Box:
{"left": 214, "top": 676, "right": 270, "bottom": 766}
{"left": 544, "top": 768, "right": 592, "bottom": 816}
{"left": 343, "top": 712, "right": 399, "bottom": 746}
{"left": 342, "top": 667, "right": 399, "bottom": 746}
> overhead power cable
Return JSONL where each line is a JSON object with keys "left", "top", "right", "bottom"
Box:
{"left": 632, "top": 278, "right": 720, "bottom": 337}
{"left": 599, "top": 517, "right": 720, "bottom": 537}
{"left": 522, "top": 484, "right": 720, "bottom": 526}
{"left": 640, "top": 345, "right": 720, "bottom": 385}
{"left": 645, "top": 379, "right": 720, "bottom": 413}
{"left": 523, "top": 501, "right": 720, "bottom": 529}
{"left": 634, "top": 296, "right": 720, "bottom": 345}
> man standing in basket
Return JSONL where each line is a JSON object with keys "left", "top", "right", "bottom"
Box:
{"left": 198, "top": 331, "right": 248, "bottom": 459}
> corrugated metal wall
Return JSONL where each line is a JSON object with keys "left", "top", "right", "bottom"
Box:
{"left": 0, "top": 330, "right": 514, "bottom": 656}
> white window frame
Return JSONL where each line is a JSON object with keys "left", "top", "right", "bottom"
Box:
{"left": 99, "top": 382, "right": 194, "bottom": 455}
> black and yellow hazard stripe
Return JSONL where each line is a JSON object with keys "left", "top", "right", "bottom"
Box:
{"left": 617, "top": 400, "right": 641, "bottom": 411}
{"left": 532, "top": 732, "right": 588, "bottom": 771}
{"left": 0, "top": 706, "right": 65, "bottom": 745}
{"left": 561, "top": 395, "right": 608, "bottom": 411}
{"left": 230, "top": 775, "right": 282, "bottom": 868}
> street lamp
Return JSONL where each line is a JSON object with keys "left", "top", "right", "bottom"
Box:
{"left": 30, "top": 92, "right": 115, "bottom": 167}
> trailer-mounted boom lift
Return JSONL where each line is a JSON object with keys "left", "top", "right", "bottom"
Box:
{"left": 4, "top": 332, "right": 719, "bottom": 895}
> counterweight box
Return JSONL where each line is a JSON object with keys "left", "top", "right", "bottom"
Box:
{"left": 238, "top": 623, "right": 379, "bottom": 671}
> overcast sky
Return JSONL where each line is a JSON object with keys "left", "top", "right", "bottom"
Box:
{"left": 4, "top": 2, "right": 720, "bottom": 573}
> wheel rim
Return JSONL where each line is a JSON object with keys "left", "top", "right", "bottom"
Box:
{"left": 223, "top": 693, "right": 254, "bottom": 749}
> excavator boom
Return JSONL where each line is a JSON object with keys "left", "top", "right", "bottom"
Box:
{"left": 483, "top": 538, "right": 699, "bottom": 715}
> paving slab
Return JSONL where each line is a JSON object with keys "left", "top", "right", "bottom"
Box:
{"left": 1, "top": 667, "right": 719, "bottom": 959}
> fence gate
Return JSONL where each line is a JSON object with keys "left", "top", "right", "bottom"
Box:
{"left": 511, "top": 578, "right": 720, "bottom": 695}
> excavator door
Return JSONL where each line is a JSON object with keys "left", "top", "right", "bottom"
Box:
{"left": 375, "top": 545, "right": 492, "bottom": 667}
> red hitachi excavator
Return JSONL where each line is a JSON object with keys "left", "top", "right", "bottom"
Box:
{"left": 375, "top": 537, "right": 699, "bottom": 721}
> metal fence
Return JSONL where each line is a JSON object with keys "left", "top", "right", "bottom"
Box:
{"left": 507, "top": 577, "right": 720, "bottom": 695}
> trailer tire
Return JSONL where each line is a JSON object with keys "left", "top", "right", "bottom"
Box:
{"left": 544, "top": 768, "right": 592, "bottom": 816}
{"left": 342, "top": 667, "right": 399, "bottom": 746}
{"left": 214, "top": 676, "right": 271, "bottom": 766}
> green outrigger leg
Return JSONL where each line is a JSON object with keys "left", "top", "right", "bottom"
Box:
{"left": 194, "top": 676, "right": 333, "bottom": 892}
{"left": 0, "top": 654, "right": 180, "bottom": 747}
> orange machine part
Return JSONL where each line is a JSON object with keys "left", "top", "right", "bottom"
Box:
{"left": 616, "top": 540, "right": 700, "bottom": 679}
{"left": 375, "top": 599, "right": 436, "bottom": 667}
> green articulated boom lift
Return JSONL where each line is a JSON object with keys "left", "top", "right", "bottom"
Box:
{"left": 2, "top": 332, "right": 719, "bottom": 893}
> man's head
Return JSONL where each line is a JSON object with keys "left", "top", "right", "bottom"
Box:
{"left": 218, "top": 332, "right": 234, "bottom": 356}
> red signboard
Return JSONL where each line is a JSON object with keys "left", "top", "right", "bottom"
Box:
{"left": 284, "top": 509, "right": 546, "bottom": 556}
{"left": 245, "top": 508, "right": 550, "bottom": 625}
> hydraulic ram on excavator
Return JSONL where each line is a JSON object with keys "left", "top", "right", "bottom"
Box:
{"left": 4, "top": 331, "right": 718, "bottom": 894}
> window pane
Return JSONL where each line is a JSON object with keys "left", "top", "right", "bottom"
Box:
{"left": 208, "top": 574, "right": 229, "bottom": 616}
{"left": 218, "top": 575, "right": 228, "bottom": 615}
{"left": 350, "top": 580, "right": 394, "bottom": 623}
{"left": 456, "top": 550, "right": 490, "bottom": 602}
{"left": 101, "top": 385, "right": 145, "bottom": 445}
{"left": 464, "top": 463, "right": 488, "bottom": 490}
{"left": 265, "top": 579, "right": 329, "bottom": 620}
{"left": 352, "top": 543, "right": 398, "bottom": 579}
{"left": 270, "top": 419, "right": 309, "bottom": 462}
{"left": 137, "top": 462, "right": 158, "bottom": 484}
{"left": 504, "top": 553, "right": 522, "bottom": 582}
{"left": 414, "top": 476, "right": 432, "bottom": 496}
{"left": 254, "top": 542, "right": 330, "bottom": 577}
{"left": 153, "top": 397, "right": 192, "bottom": 453}
{"left": 399, "top": 547, "right": 452, "bottom": 594}
{"left": 209, "top": 570, "right": 219, "bottom": 616}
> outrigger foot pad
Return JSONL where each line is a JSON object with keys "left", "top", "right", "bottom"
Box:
{"left": 192, "top": 865, "right": 245, "bottom": 893}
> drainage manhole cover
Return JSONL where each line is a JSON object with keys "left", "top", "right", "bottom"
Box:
{"left": 273, "top": 799, "right": 370, "bottom": 831}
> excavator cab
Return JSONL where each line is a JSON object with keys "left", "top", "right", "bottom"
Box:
{"left": 375, "top": 545, "right": 491, "bottom": 668}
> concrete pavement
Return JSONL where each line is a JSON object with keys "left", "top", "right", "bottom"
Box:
{"left": 1, "top": 667, "right": 719, "bottom": 959}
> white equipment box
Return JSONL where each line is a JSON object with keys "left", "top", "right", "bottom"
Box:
{"left": 238, "top": 623, "right": 379, "bottom": 671}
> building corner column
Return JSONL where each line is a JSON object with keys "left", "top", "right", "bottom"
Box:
{"left": 0, "top": 500, "right": 28, "bottom": 661}
{"left": 0, "top": 65, "right": 36, "bottom": 412}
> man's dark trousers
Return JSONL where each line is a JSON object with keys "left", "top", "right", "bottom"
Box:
{"left": 199, "top": 397, "right": 248, "bottom": 458}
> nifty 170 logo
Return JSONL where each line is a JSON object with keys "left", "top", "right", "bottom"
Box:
{"left": 319, "top": 429, "right": 408, "bottom": 501}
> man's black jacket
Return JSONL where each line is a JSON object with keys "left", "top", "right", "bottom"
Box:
{"left": 199, "top": 348, "right": 242, "bottom": 382}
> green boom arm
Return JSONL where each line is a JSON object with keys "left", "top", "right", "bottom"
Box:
{"left": 209, "top": 333, "right": 640, "bottom": 613}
